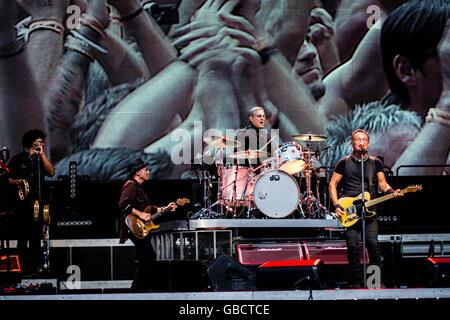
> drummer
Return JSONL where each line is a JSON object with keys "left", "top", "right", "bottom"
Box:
{"left": 234, "top": 107, "right": 274, "bottom": 168}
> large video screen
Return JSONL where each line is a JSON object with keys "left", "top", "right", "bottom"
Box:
{"left": 1, "top": 0, "right": 449, "bottom": 180}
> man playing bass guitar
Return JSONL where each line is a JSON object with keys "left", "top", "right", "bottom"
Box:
{"left": 119, "top": 158, "right": 177, "bottom": 293}
{"left": 328, "top": 129, "right": 402, "bottom": 288}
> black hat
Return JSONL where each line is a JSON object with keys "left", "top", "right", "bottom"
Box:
{"left": 127, "top": 158, "right": 147, "bottom": 177}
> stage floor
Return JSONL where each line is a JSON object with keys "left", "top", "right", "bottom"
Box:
{"left": 1, "top": 288, "right": 450, "bottom": 300}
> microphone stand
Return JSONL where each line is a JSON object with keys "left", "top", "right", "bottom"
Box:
{"left": 36, "top": 149, "right": 50, "bottom": 272}
{"left": 360, "top": 151, "right": 367, "bottom": 288}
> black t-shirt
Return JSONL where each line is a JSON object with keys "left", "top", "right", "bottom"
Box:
{"left": 334, "top": 154, "right": 384, "bottom": 198}
{"left": 8, "top": 151, "right": 49, "bottom": 201}
{"left": 234, "top": 125, "right": 272, "bottom": 166}
{"left": 0, "top": 161, "right": 9, "bottom": 212}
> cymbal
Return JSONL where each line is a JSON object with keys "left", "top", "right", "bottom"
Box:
{"left": 229, "top": 150, "right": 268, "bottom": 159}
{"left": 203, "top": 136, "right": 241, "bottom": 148}
{"left": 292, "top": 134, "right": 327, "bottom": 142}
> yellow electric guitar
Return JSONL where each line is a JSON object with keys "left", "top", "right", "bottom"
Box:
{"left": 337, "top": 185, "right": 422, "bottom": 228}
{"left": 125, "top": 198, "right": 190, "bottom": 239}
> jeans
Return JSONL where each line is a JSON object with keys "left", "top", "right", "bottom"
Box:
{"left": 346, "top": 217, "right": 381, "bottom": 285}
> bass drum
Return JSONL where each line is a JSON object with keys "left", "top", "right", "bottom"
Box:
{"left": 253, "top": 170, "right": 300, "bottom": 218}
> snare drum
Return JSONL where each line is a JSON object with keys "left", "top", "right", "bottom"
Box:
{"left": 253, "top": 169, "right": 300, "bottom": 218}
{"left": 275, "top": 142, "right": 306, "bottom": 175}
{"left": 260, "top": 157, "right": 279, "bottom": 173}
{"left": 219, "top": 165, "right": 254, "bottom": 206}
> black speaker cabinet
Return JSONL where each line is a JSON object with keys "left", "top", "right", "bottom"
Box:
{"left": 207, "top": 255, "right": 257, "bottom": 291}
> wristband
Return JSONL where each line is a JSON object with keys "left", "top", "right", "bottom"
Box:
{"left": 120, "top": 7, "right": 144, "bottom": 22}
{"left": 258, "top": 46, "right": 279, "bottom": 65}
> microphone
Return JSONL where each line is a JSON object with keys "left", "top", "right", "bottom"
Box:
{"left": 32, "top": 143, "right": 41, "bottom": 152}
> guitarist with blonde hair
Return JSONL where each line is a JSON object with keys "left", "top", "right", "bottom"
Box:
{"left": 119, "top": 158, "right": 177, "bottom": 293}
{"left": 328, "top": 129, "right": 403, "bottom": 288}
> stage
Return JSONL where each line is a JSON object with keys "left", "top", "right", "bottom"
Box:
{"left": 2, "top": 177, "right": 450, "bottom": 305}
{"left": 2, "top": 288, "right": 450, "bottom": 300}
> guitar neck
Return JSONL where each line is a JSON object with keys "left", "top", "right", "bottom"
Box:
{"left": 152, "top": 205, "right": 171, "bottom": 217}
{"left": 366, "top": 188, "right": 408, "bottom": 208}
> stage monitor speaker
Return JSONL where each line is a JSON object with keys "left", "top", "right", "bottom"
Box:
{"left": 256, "top": 259, "right": 324, "bottom": 290}
{"left": 236, "top": 243, "right": 304, "bottom": 266}
{"left": 425, "top": 257, "right": 450, "bottom": 287}
{"left": 207, "top": 255, "right": 257, "bottom": 291}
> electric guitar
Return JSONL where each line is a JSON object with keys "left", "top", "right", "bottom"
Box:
{"left": 125, "top": 198, "right": 190, "bottom": 239}
{"left": 337, "top": 185, "right": 422, "bottom": 228}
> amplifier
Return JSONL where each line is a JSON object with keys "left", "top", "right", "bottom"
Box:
{"left": 305, "top": 241, "right": 369, "bottom": 264}
{"left": 237, "top": 241, "right": 369, "bottom": 266}
{"left": 236, "top": 243, "right": 304, "bottom": 266}
{"left": 0, "top": 254, "right": 21, "bottom": 273}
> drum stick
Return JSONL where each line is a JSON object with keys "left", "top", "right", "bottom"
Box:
{"left": 258, "top": 135, "right": 276, "bottom": 153}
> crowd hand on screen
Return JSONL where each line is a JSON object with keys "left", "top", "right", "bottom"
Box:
{"left": 16, "top": 0, "right": 69, "bottom": 21}
{"left": 175, "top": 12, "right": 258, "bottom": 68}
{"left": 107, "top": 0, "right": 141, "bottom": 19}
{"left": 177, "top": 22, "right": 256, "bottom": 69}
{"left": 217, "top": 11, "right": 274, "bottom": 117}
{"left": 171, "top": 0, "right": 243, "bottom": 52}
{"left": 84, "top": 0, "right": 110, "bottom": 29}
{"left": 307, "top": 7, "right": 335, "bottom": 48}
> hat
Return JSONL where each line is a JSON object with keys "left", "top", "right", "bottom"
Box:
{"left": 127, "top": 158, "right": 147, "bottom": 177}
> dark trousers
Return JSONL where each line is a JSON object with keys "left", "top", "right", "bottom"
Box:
{"left": 345, "top": 218, "right": 381, "bottom": 285}
{"left": 130, "top": 234, "right": 157, "bottom": 292}
{"left": 15, "top": 207, "right": 42, "bottom": 274}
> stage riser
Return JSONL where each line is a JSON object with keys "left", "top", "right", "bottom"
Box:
{"left": 2, "top": 176, "right": 445, "bottom": 240}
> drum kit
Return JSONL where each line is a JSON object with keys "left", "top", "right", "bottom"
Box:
{"left": 196, "top": 134, "right": 331, "bottom": 219}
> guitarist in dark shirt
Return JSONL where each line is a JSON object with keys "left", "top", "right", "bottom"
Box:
{"left": 328, "top": 129, "right": 402, "bottom": 288}
{"left": 119, "top": 158, "right": 176, "bottom": 292}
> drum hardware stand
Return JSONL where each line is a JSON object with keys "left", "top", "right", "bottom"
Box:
{"left": 232, "top": 165, "right": 239, "bottom": 217}
{"left": 244, "top": 169, "right": 256, "bottom": 219}
{"left": 217, "top": 165, "right": 256, "bottom": 218}
{"left": 201, "top": 169, "right": 212, "bottom": 210}
{"left": 298, "top": 146, "right": 328, "bottom": 219}
{"left": 193, "top": 158, "right": 222, "bottom": 218}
